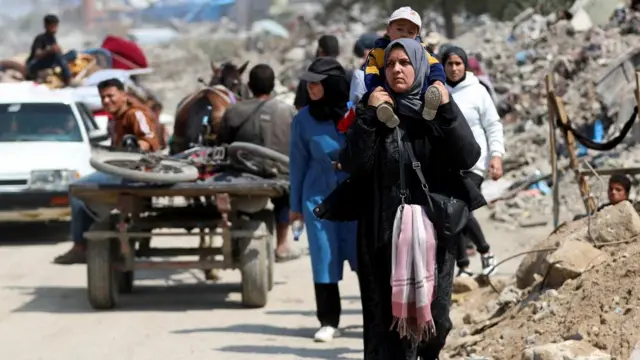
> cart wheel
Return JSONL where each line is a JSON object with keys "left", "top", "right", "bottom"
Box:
{"left": 239, "top": 210, "right": 274, "bottom": 308}
{"left": 267, "top": 235, "right": 275, "bottom": 292}
{"left": 118, "top": 271, "right": 134, "bottom": 294}
{"left": 240, "top": 237, "right": 268, "bottom": 308}
{"left": 247, "top": 210, "right": 275, "bottom": 291}
{"left": 86, "top": 217, "right": 119, "bottom": 310}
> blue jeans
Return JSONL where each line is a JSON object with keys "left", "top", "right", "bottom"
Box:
{"left": 27, "top": 50, "right": 75, "bottom": 81}
{"left": 70, "top": 171, "right": 121, "bottom": 245}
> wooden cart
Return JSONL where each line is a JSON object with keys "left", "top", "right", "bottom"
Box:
{"left": 70, "top": 179, "right": 288, "bottom": 310}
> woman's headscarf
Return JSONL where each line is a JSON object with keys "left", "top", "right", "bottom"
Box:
{"left": 301, "top": 57, "right": 350, "bottom": 123}
{"left": 441, "top": 46, "right": 469, "bottom": 87}
{"left": 383, "top": 38, "right": 429, "bottom": 118}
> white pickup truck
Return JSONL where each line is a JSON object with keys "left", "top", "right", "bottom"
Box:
{"left": 0, "top": 82, "right": 106, "bottom": 222}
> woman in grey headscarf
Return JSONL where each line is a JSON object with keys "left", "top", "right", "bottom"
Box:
{"left": 332, "top": 38, "right": 485, "bottom": 359}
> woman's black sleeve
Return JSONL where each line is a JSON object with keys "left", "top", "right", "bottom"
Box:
{"left": 339, "top": 100, "right": 382, "bottom": 175}
{"left": 430, "top": 100, "right": 481, "bottom": 170}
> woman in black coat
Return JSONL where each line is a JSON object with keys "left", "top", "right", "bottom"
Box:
{"left": 335, "top": 39, "right": 486, "bottom": 359}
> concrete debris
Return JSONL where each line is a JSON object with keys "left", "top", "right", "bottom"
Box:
{"left": 516, "top": 201, "right": 640, "bottom": 289}
{"left": 541, "top": 239, "right": 609, "bottom": 288}
{"left": 522, "top": 340, "right": 611, "bottom": 360}
{"left": 453, "top": 6, "right": 640, "bottom": 225}
{"left": 444, "top": 202, "right": 640, "bottom": 360}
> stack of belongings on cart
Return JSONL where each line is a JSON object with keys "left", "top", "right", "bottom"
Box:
{"left": 0, "top": 59, "right": 27, "bottom": 83}
{"left": 0, "top": 34, "right": 148, "bottom": 89}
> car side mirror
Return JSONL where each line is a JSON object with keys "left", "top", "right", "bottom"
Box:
{"left": 89, "top": 129, "right": 109, "bottom": 144}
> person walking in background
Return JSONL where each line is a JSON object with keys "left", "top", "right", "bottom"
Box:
{"left": 289, "top": 57, "right": 358, "bottom": 342}
{"left": 441, "top": 46, "right": 505, "bottom": 277}
{"left": 294, "top": 35, "right": 351, "bottom": 110}
{"left": 216, "top": 64, "right": 302, "bottom": 262}
{"left": 329, "top": 38, "right": 484, "bottom": 360}
{"left": 349, "top": 33, "right": 378, "bottom": 105}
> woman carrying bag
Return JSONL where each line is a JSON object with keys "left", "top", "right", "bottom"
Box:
{"left": 317, "top": 39, "right": 485, "bottom": 359}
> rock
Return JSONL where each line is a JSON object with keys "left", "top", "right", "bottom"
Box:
{"left": 498, "top": 285, "right": 522, "bottom": 305}
{"left": 463, "top": 313, "right": 475, "bottom": 325}
{"left": 522, "top": 340, "right": 611, "bottom": 360}
{"left": 590, "top": 201, "right": 640, "bottom": 245}
{"left": 540, "top": 239, "right": 610, "bottom": 288}
{"left": 515, "top": 202, "right": 640, "bottom": 289}
{"left": 453, "top": 276, "right": 479, "bottom": 294}
{"left": 447, "top": 335, "right": 483, "bottom": 349}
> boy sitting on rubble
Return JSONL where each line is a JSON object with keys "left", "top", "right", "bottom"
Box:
{"left": 599, "top": 174, "right": 632, "bottom": 211}
{"left": 574, "top": 174, "right": 632, "bottom": 220}
{"left": 364, "top": 6, "right": 446, "bottom": 125}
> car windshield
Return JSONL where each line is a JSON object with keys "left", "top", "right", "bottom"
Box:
{"left": 0, "top": 103, "right": 83, "bottom": 142}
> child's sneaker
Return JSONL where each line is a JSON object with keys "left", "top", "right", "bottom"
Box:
{"left": 422, "top": 85, "right": 441, "bottom": 120}
{"left": 481, "top": 253, "right": 497, "bottom": 276}
{"left": 376, "top": 102, "right": 399, "bottom": 128}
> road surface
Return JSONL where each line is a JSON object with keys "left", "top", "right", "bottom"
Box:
{"left": 0, "top": 208, "right": 550, "bottom": 360}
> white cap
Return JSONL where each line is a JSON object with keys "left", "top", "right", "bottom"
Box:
{"left": 388, "top": 7, "right": 422, "bottom": 30}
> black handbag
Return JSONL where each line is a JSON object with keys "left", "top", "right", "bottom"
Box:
{"left": 313, "top": 174, "right": 361, "bottom": 222}
{"left": 395, "top": 128, "right": 469, "bottom": 238}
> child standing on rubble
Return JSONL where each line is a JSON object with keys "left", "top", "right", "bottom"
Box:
{"left": 363, "top": 6, "right": 446, "bottom": 125}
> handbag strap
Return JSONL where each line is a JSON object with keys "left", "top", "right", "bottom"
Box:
{"left": 394, "top": 127, "right": 434, "bottom": 208}
{"left": 395, "top": 128, "right": 407, "bottom": 203}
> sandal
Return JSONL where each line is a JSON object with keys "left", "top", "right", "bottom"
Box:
{"left": 275, "top": 248, "right": 304, "bottom": 263}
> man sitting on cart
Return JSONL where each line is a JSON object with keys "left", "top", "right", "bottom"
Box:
{"left": 54, "top": 78, "right": 160, "bottom": 265}
{"left": 217, "top": 64, "right": 303, "bottom": 263}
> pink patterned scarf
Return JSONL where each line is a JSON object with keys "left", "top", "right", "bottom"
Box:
{"left": 390, "top": 204, "right": 437, "bottom": 342}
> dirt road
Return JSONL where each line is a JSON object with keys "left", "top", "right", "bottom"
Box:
{"left": 0, "top": 208, "right": 550, "bottom": 360}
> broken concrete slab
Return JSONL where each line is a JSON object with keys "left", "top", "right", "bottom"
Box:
{"left": 522, "top": 340, "right": 611, "bottom": 360}
{"left": 589, "top": 201, "right": 640, "bottom": 244}
{"left": 516, "top": 201, "right": 640, "bottom": 289}
{"left": 541, "top": 239, "right": 610, "bottom": 288}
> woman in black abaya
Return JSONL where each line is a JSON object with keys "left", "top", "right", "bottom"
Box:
{"left": 332, "top": 39, "right": 485, "bottom": 359}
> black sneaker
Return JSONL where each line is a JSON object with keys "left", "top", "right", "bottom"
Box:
{"left": 456, "top": 267, "right": 474, "bottom": 277}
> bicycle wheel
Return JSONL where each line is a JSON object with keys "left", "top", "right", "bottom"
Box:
{"left": 90, "top": 151, "right": 199, "bottom": 183}
{"left": 227, "top": 142, "right": 289, "bottom": 177}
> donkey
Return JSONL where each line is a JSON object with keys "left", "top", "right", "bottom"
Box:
{"left": 208, "top": 60, "right": 251, "bottom": 100}
{"left": 170, "top": 60, "right": 250, "bottom": 155}
{"left": 170, "top": 60, "right": 251, "bottom": 281}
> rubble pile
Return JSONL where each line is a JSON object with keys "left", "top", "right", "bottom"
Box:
{"left": 443, "top": 201, "right": 640, "bottom": 360}
{"left": 453, "top": 11, "right": 640, "bottom": 224}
